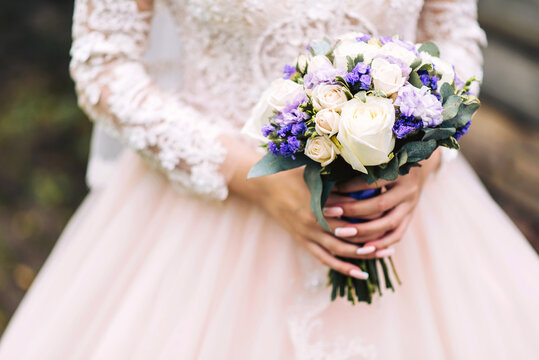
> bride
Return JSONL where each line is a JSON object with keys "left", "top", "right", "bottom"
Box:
{"left": 1, "top": 0, "right": 538, "bottom": 359}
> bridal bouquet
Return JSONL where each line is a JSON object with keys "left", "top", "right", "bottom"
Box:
{"left": 242, "top": 33, "right": 480, "bottom": 304}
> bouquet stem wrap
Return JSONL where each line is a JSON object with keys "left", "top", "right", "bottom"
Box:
{"left": 328, "top": 189, "right": 401, "bottom": 304}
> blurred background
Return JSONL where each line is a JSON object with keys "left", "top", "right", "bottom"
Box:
{"left": 0, "top": 0, "right": 537, "bottom": 333}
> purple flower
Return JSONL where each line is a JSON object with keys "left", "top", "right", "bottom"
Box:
{"left": 344, "top": 71, "right": 360, "bottom": 85}
{"left": 394, "top": 84, "right": 444, "bottom": 127}
{"left": 268, "top": 141, "right": 279, "bottom": 155}
{"left": 359, "top": 74, "right": 371, "bottom": 90}
{"left": 430, "top": 76, "right": 439, "bottom": 90}
{"left": 356, "top": 34, "right": 372, "bottom": 42}
{"left": 282, "top": 64, "right": 296, "bottom": 79}
{"left": 344, "top": 63, "right": 370, "bottom": 86}
{"left": 393, "top": 113, "right": 422, "bottom": 139}
{"left": 291, "top": 122, "right": 307, "bottom": 136}
{"left": 304, "top": 67, "right": 345, "bottom": 89}
{"left": 261, "top": 124, "right": 275, "bottom": 137}
{"left": 275, "top": 94, "right": 309, "bottom": 125}
{"left": 454, "top": 120, "right": 471, "bottom": 140}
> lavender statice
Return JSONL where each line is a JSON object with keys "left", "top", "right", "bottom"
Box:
{"left": 454, "top": 121, "right": 471, "bottom": 140}
{"left": 417, "top": 70, "right": 440, "bottom": 90}
{"left": 267, "top": 136, "right": 302, "bottom": 158}
{"left": 393, "top": 112, "right": 422, "bottom": 139}
{"left": 394, "top": 84, "right": 444, "bottom": 127}
{"left": 344, "top": 63, "right": 371, "bottom": 90}
{"left": 304, "top": 66, "right": 345, "bottom": 89}
{"left": 274, "top": 94, "right": 309, "bottom": 125}
{"left": 282, "top": 64, "right": 296, "bottom": 79}
{"left": 356, "top": 34, "right": 372, "bottom": 42}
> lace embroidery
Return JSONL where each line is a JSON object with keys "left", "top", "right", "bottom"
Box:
{"left": 71, "top": 0, "right": 228, "bottom": 200}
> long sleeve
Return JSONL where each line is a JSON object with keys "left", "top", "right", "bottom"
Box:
{"left": 416, "top": 0, "right": 487, "bottom": 91}
{"left": 70, "top": 0, "right": 228, "bottom": 200}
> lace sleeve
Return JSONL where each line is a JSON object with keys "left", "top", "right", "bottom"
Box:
{"left": 70, "top": 0, "right": 228, "bottom": 200}
{"left": 416, "top": 0, "right": 487, "bottom": 92}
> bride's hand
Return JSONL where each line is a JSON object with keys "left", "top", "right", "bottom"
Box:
{"left": 322, "top": 150, "right": 442, "bottom": 257}
{"left": 255, "top": 168, "right": 375, "bottom": 279}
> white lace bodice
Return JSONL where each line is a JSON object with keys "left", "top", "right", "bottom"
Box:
{"left": 70, "top": 0, "right": 486, "bottom": 200}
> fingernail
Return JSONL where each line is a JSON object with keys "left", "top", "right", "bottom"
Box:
{"left": 375, "top": 247, "right": 395, "bottom": 258}
{"left": 335, "top": 227, "right": 357, "bottom": 237}
{"left": 356, "top": 246, "right": 376, "bottom": 255}
{"left": 323, "top": 207, "right": 343, "bottom": 217}
{"left": 349, "top": 269, "right": 369, "bottom": 280}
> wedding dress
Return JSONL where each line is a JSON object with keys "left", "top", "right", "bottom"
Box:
{"left": 1, "top": 0, "right": 538, "bottom": 359}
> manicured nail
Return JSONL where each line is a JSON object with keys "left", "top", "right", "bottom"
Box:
{"left": 375, "top": 247, "right": 395, "bottom": 258}
{"left": 323, "top": 207, "right": 343, "bottom": 217}
{"left": 356, "top": 246, "right": 376, "bottom": 255}
{"left": 349, "top": 269, "right": 369, "bottom": 280}
{"left": 335, "top": 227, "right": 357, "bottom": 237}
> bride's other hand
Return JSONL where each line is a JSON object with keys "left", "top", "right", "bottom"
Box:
{"left": 323, "top": 150, "right": 442, "bottom": 256}
{"left": 222, "top": 136, "right": 373, "bottom": 279}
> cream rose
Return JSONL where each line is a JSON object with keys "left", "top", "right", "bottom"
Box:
{"left": 241, "top": 87, "right": 274, "bottom": 142}
{"left": 334, "top": 40, "right": 381, "bottom": 68}
{"left": 305, "top": 136, "right": 338, "bottom": 167}
{"left": 306, "top": 55, "right": 333, "bottom": 73}
{"left": 296, "top": 54, "right": 308, "bottom": 73}
{"left": 312, "top": 84, "right": 348, "bottom": 110}
{"left": 336, "top": 97, "right": 396, "bottom": 173}
{"left": 419, "top": 52, "right": 455, "bottom": 88}
{"left": 379, "top": 42, "right": 417, "bottom": 66}
{"left": 370, "top": 57, "right": 406, "bottom": 95}
{"left": 267, "top": 78, "right": 305, "bottom": 111}
{"left": 315, "top": 108, "right": 341, "bottom": 136}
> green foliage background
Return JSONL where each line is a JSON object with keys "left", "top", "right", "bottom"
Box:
{"left": 0, "top": 0, "right": 91, "bottom": 331}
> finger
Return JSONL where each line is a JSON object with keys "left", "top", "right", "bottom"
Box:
{"left": 336, "top": 177, "right": 393, "bottom": 193}
{"left": 350, "top": 203, "right": 411, "bottom": 238}
{"left": 363, "top": 215, "right": 412, "bottom": 251}
{"left": 338, "top": 182, "right": 417, "bottom": 218}
{"left": 304, "top": 241, "right": 369, "bottom": 279}
{"left": 313, "top": 232, "right": 376, "bottom": 258}
{"left": 326, "top": 218, "right": 386, "bottom": 244}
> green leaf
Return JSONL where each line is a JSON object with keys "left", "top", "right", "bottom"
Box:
{"left": 408, "top": 71, "right": 423, "bottom": 88}
{"left": 440, "top": 83, "right": 454, "bottom": 103}
{"left": 346, "top": 56, "right": 355, "bottom": 73}
{"left": 442, "top": 95, "right": 462, "bottom": 120}
{"left": 398, "top": 140, "right": 437, "bottom": 163}
{"left": 443, "top": 102, "right": 479, "bottom": 128}
{"left": 422, "top": 127, "right": 456, "bottom": 141}
{"left": 248, "top": 153, "right": 308, "bottom": 178}
{"left": 354, "top": 91, "right": 367, "bottom": 102}
{"left": 398, "top": 150, "right": 408, "bottom": 167}
{"left": 439, "top": 136, "right": 460, "bottom": 150}
{"left": 417, "top": 63, "right": 433, "bottom": 72}
{"left": 418, "top": 41, "right": 440, "bottom": 57}
{"left": 375, "top": 157, "right": 399, "bottom": 181}
{"left": 410, "top": 57, "right": 422, "bottom": 70}
{"left": 304, "top": 162, "right": 330, "bottom": 230}
{"left": 311, "top": 38, "right": 332, "bottom": 56}
{"left": 398, "top": 162, "right": 421, "bottom": 176}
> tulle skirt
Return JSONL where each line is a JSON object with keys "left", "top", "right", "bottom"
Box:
{"left": 1, "top": 151, "right": 538, "bottom": 360}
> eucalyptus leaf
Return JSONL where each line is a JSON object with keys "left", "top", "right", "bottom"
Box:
{"left": 422, "top": 127, "right": 456, "bottom": 141}
{"left": 355, "top": 91, "right": 367, "bottom": 102}
{"left": 418, "top": 41, "right": 440, "bottom": 57}
{"left": 410, "top": 57, "right": 422, "bottom": 70}
{"left": 346, "top": 56, "right": 355, "bottom": 73}
{"left": 304, "top": 162, "right": 330, "bottom": 230}
{"left": 438, "top": 136, "right": 460, "bottom": 150}
{"left": 311, "top": 39, "right": 332, "bottom": 56}
{"left": 248, "top": 152, "right": 308, "bottom": 178}
{"left": 442, "top": 95, "right": 462, "bottom": 120}
{"left": 321, "top": 179, "right": 336, "bottom": 207}
{"left": 398, "top": 140, "right": 437, "bottom": 162}
{"left": 408, "top": 71, "right": 423, "bottom": 88}
{"left": 398, "top": 150, "right": 408, "bottom": 167}
{"left": 417, "top": 63, "right": 433, "bottom": 72}
{"left": 440, "top": 83, "right": 454, "bottom": 103}
{"left": 444, "top": 102, "right": 479, "bottom": 128}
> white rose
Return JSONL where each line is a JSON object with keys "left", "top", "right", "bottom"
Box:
{"left": 267, "top": 78, "right": 305, "bottom": 111}
{"left": 312, "top": 84, "right": 348, "bottom": 110}
{"left": 336, "top": 97, "right": 396, "bottom": 173}
{"left": 370, "top": 57, "right": 406, "bottom": 95}
{"left": 305, "top": 136, "right": 339, "bottom": 167}
{"left": 379, "top": 42, "right": 417, "bottom": 66}
{"left": 315, "top": 108, "right": 341, "bottom": 136}
{"left": 419, "top": 52, "right": 455, "bottom": 87}
{"left": 296, "top": 54, "right": 308, "bottom": 73}
{"left": 333, "top": 40, "right": 381, "bottom": 68}
{"left": 241, "top": 87, "right": 274, "bottom": 142}
{"left": 307, "top": 55, "right": 333, "bottom": 73}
